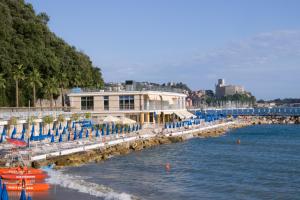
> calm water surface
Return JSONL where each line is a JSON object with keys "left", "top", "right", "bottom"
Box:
{"left": 27, "top": 125, "right": 300, "bottom": 200}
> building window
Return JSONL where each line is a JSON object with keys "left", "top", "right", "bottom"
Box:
{"left": 119, "top": 95, "right": 134, "bottom": 110}
{"left": 81, "top": 96, "right": 94, "bottom": 110}
{"left": 104, "top": 96, "right": 109, "bottom": 110}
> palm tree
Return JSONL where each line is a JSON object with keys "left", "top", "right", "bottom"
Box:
{"left": 0, "top": 73, "right": 6, "bottom": 90}
{"left": 0, "top": 73, "right": 6, "bottom": 105}
{"left": 57, "top": 72, "right": 69, "bottom": 107}
{"left": 12, "top": 64, "right": 25, "bottom": 107}
{"left": 44, "top": 77, "right": 59, "bottom": 109}
{"left": 28, "top": 68, "right": 42, "bottom": 107}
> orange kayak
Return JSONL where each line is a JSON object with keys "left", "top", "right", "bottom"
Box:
{"left": 1, "top": 173, "right": 47, "bottom": 180}
{"left": 6, "top": 183, "right": 50, "bottom": 191}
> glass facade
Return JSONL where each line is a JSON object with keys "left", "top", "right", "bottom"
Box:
{"left": 119, "top": 95, "right": 134, "bottom": 110}
{"left": 104, "top": 96, "right": 109, "bottom": 110}
{"left": 81, "top": 96, "right": 94, "bottom": 110}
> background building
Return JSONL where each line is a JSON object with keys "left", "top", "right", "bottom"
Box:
{"left": 215, "top": 79, "right": 245, "bottom": 98}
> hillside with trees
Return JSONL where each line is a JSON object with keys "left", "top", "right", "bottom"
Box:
{"left": 0, "top": 0, "right": 104, "bottom": 107}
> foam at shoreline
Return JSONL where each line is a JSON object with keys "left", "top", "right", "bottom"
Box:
{"left": 44, "top": 168, "right": 136, "bottom": 200}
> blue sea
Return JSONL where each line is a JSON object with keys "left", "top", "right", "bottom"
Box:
{"left": 31, "top": 125, "right": 300, "bottom": 200}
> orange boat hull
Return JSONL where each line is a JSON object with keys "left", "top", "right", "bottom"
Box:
{"left": 6, "top": 183, "right": 50, "bottom": 191}
{"left": 0, "top": 168, "right": 44, "bottom": 174}
{"left": 1, "top": 173, "right": 47, "bottom": 180}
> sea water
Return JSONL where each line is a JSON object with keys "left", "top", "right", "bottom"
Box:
{"left": 31, "top": 125, "right": 300, "bottom": 200}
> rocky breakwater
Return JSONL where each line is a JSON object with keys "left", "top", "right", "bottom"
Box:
{"left": 32, "top": 122, "right": 245, "bottom": 169}
{"left": 249, "top": 116, "right": 300, "bottom": 125}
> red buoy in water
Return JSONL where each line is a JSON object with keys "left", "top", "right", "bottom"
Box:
{"left": 165, "top": 163, "right": 171, "bottom": 171}
{"left": 236, "top": 139, "right": 241, "bottom": 144}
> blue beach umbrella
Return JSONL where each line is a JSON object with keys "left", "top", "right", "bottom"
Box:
{"left": 67, "top": 132, "right": 71, "bottom": 141}
{"left": 73, "top": 130, "right": 77, "bottom": 140}
{"left": 168, "top": 123, "right": 172, "bottom": 129}
{"left": 0, "top": 177, "right": 2, "bottom": 196}
{"left": 101, "top": 128, "right": 104, "bottom": 136}
{"left": 1, "top": 184, "right": 9, "bottom": 200}
{"left": 11, "top": 127, "right": 16, "bottom": 138}
{"left": 59, "top": 123, "right": 62, "bottom": 130}
{"left": 52, "top": 122, "right": 56, "bottom": 130}
{"left": 51, "top": 135, "right": 55, "bottom": 143}
{"left": 95, "top": 129, "right": 99, "bottom": 137}
{"left": 79, "top": 130, "right": 83, "bottom": 139}
{"left": 128, "top": 126, "right": 131, "bottom": 133}
{"left": 92, "top": 126, "right": 94, "bottom": 132}
{"left": 59, "top": 134, "right": 63, "bottom": 143}
{"left": 30, "top": 130, "right": 34, "bottom": 141}
{"left": 27, "top": 196, "right": 32, "bottom": 200}
{"left": 66, "top": 122, "right": 69, "bottom": 129}
{"left": 47, "top": 129, "right": 51, "bottom": 137}
{"left": 124, "top": 126, "right": 127, "bottom": 133}
{"left": 106, "top": 126, "right": 110, "bottom": 135}
{"left": 62, "top": 127, "right": 66, "bottom": 135}
{"left": 21, "top": 125, "right": 26, "bottom": 134}
{"left": 20, "top": 131, "right": 25, "bottom": 141}
{"left": 72, "top": 122, "right": 75, "bottom": 129}
{"left": 86, "top": 129, "right": 89, "bottom": 138}
{"left": 120, "top": 126, "right": 123, "bottom": 134}
{"left": 20, "top": 189, "right": 26, "bottom": 200}
{"left": 55, "top": 128, "right": 59, "bottom": 136}
{"left": 39, "top": 123, "right": 43, "bottom": 134}
{"left": 136, "top": 124, "right": 139, "bottom": 131}
{"left": 2, "top": 128, "right": 7, "bottom": 137}
{"left": 115, "top": 127, "right": 118, "bottom": 134}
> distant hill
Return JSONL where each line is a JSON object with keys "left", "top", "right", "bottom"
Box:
{"left": 0, "top": 0, "right": 104, "bottom": 107}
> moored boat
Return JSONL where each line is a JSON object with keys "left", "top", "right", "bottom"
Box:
{"left": 0, "top": 173, "right": 47, "bottom": 180}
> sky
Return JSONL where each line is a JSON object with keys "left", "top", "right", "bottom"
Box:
{"left": 25, "top": 0, "right": 300, "bottom": 100}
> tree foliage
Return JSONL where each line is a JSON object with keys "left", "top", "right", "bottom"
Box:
{"left": 0, "top": 0, "right": 104, "bottom": 106}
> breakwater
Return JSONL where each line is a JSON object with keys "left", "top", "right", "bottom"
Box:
{"left": 32, "top": 121, "right": 248, "bottom": 169}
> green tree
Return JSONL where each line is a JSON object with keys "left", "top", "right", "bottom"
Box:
{"left": 12, "top": 64, "right": 25, "bottom": 107}
{"left": 28, "top": 68, "right": 42, "bottom": 107}
{"left": 44, "top": 77, "right": 59, "bottom": 109}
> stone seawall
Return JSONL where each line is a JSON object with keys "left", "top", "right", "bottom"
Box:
{"left": 32, "top": 121, "right": 249, "bottom": 169}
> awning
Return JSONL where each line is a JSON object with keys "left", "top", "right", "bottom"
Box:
{"left": 161, "top": 96, "right": 175, "bottom": 104}
{"left": 182, "top": 110, "right": 196, "bottom": 118}
{"left": 148, "top": 94, "right": 161, "bottom": 101}
{"left": 119, "top": 117, "right": 136, "bottom": 125}
{"left": 174, "top": 111, "right": 186, "bottom": 119}
{"left": 162, "top": 110, "right": 174, "bottom": 115}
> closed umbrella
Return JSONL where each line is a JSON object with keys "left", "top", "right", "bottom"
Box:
{"left": 67, "top": 132, "right": 71, "bottom": 141}
{"left": 20, "top": 189, "right": 26, "bottom": 200}
{"left": 21, "top": 126, "right": 26, "bottom": 135}
{"left": 27, "top": 196, "right": 32, "bottom": 200}
{"left": 79, "top": 130, "right": 83, "bottom": 139}
{"left": 0, "top": 177, "right": 2, "bottom": 196}
{"left": 95, "top": 129, "right": 99, "bottom": 137}
{"left": 86, "top": 129, "right": 89, "bottom": 138}
{"left": 106, "top": 126, "right": 110, "bottom": 135}
{"left": 47, "top": 129, "right": 51, "bottom": 137}
{"left": 11, "top": 127, "right": 16, "bottom": 138}
{"left": 20, "top": 131, "right": 25, "bottom": 141}
{"left": 52, "top": 122, "right": 56, "bottom": 130}
{"left": 55, "top": 128, "right": 59, "bottom": 136}
{"left": 62, "top": 127, "right": 66, "bottom": 135}
{"left": 72, "top": 122, "right": 75, "bottom": 129}
{"left": 59, "top": 134, "right": 63, "bottom": 143}
{"left": 73, "top": 130, "right": 77, "bottom": 140}
{"left": 120, "top": 126, "right": 123, "bottom": 134}
{"left": 59, "top": 123, "right": 62, "bottom": 130}
{"left": 1, "top": 184, "right": 9, "bottom": 200}
{"left": 51, "top": 134, "right": 55, "bottom": 143}
{"left": 101, "top": 128, "right": 104, "bottom": 136}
